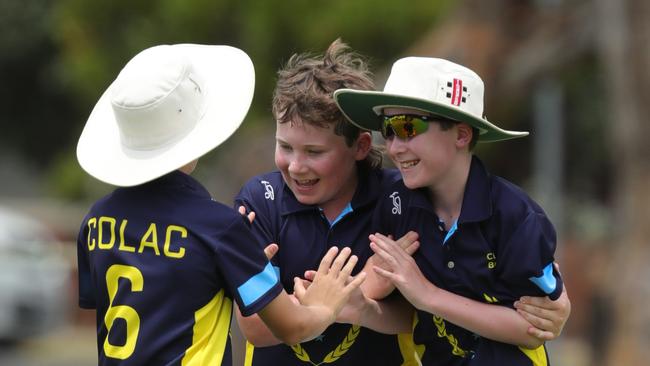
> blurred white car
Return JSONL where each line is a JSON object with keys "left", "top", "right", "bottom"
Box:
{"left": 0, "top": 206, "right": 70, "bottom": 342}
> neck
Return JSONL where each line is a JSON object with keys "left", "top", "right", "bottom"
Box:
{"left": 321, "top": 172, "right": 358, "bottom": 222}
{"left": 428, "top": 154, "right": 472, "bottom": 228}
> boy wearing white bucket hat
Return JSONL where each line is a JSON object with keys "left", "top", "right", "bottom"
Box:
{"left": 334, "top": 57, "right": 565, "bottom": 365}
{"left": 75, "top": 44, "right": 366, "bottom": 366}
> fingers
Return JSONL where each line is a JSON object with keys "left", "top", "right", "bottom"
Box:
{"left": 345, "top": 271, "right": 367, "bottom": 290}
{"left": 526, "top": 327, "right": 555, "bottom": 341}
{"left": 263, "top": 243, "right": 279, "bottom": 260}
{"left": 317, "top": 246, "right": 340, "bottom": 274}
{"left": 329, "top": 247, "right": 353, "bottom": 275}
{"left": 237, "top": 205, "right": 256, "bottom": 224}
{"left": 404, "top": 241, "right": 420, "bottom": 255}
{"left": 396, "top": 231, "right": 419, "bottom": 249}
{"left": 340, "top": 254, "right": 358, "bottom": 278}
{"left": 369, "top": 241, "right": 396, "bottom": 267}
{"left": 294, "top": 277, "right": 306, "bottom": 300}
{"left": 304, "top": 270, "right": 316, "bottom": 281}
{"left": 373, "top": 265, "right": 396, "bottom": 281}
{"left": 370, "top": 233, "right": 408, "bottom": 264}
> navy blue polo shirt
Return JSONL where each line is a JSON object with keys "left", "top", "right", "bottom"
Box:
{"left": 376, "top": 156, "right": 562, "bottom": 366}
{"left": 235, "top": 167, "right": 418, "bottom": 366}
{"left": 77, "top": 171, "right": 282, "bottom": 366}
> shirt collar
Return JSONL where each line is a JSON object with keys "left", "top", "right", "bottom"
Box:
{"left": 279, "top": 167, "right": 383, "bottom": 216}
{"left": 147, "top": 170, "right": 212, "bottom": 199}
{"left": 458, "top": 156, "right": 492, "bottom": 223}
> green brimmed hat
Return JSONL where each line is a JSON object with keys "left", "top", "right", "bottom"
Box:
{"left": 334, "top": 57, "right": 528, "bottom": 142}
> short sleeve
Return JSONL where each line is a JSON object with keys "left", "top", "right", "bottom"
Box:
{"left": 234, "top": 179, "right": 280, "bottom": 266}
{"left": 213, "top": 215, "right": 283, "bottom": 316}
{"left": 497, "top": 211, "right": 563, "bottom": 300}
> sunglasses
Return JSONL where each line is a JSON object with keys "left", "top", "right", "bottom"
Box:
{"left": 381, "top": 114, "right": 432, "bottom": 139}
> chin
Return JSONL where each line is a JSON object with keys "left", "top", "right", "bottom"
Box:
{"left": 402, "top": 176, "right": 425, "bottom": 190}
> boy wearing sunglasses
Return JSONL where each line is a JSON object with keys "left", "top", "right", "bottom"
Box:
{"left": 335, "top": 57, "right": 567, "bottom": 365}
{"left": 235, "top": 42, "right": 569, "bottom": 366}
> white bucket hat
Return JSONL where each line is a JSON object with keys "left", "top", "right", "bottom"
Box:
{"left": 76, "top": 43, "right": 255, "bottom": 187}
{"left": 334, "top": 57, "right": 528, "bottom": 142}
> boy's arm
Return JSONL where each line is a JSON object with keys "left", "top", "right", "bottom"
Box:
{"left": 258, "top": 247, "right": 366, "bottom": 345}
{"left": 360, "top": 231, "right": 419, "bottom": 299}
{"left": 234, "top": 241, "right": 284, "bottom": 346}
{"left": 515, "top": 265, "right": 571, "bottom": 340}
{"left": 304, "top": 269, "right": 414, "bottom": 334}
{"left": 370, "top": 233, "right": 546, "bottom": 349}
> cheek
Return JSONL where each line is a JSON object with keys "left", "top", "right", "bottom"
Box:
{"left": 274, "top": 148, "right": 288, "bottom": 171}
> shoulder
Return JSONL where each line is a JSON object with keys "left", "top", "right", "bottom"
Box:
{"left": 487, "top": 175, "right": 555, "bottom": 243}
{"left": 489, "top": 175, "right": 546, "bottom": 217}
{"left": 238, "top": 171, "right": 284, "bottom": 203}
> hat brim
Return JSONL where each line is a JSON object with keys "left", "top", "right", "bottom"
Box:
{"left": 77, "top": 44, "right": 254, "bottom": 186}
{"left": 334, "top": 89, "right": 528, "bottom": 143}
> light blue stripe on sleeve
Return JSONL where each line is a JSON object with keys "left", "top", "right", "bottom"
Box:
{"left": 238, "top": 262, "right": 279, "bottom": 306}
{"left": 529, "top": 263, "right": 557, "bottom": 294}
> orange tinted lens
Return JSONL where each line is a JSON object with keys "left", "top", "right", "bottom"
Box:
{"left": 382, "top": 115, "right": 429, "bottom": 139}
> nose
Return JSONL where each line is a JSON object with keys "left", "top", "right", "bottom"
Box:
{"left": 387, "top": 137, "right": 408, "bottom": 156}
{"left": 288, "top": 155, "right": 307, "bottom": 175}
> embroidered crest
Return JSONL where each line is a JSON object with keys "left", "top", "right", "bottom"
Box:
{"left": 290, "top": 325, "right": 361, "bottom": 364}
{"left": 389, "top": 192, "right": 401, "bottom": 215}
{"left": 260, "top": 180, "right": 274, "bottom": 200}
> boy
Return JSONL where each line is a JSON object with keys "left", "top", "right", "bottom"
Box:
{"left": 234, "top": 39, "right": 420, "bottom": 366}
{"left": 75, "top": 43, "right": 364, "bottom": 366}
{"left": 236, "top": 42, "right": 568, "bottom": 366}
{"left": 335, "top": 57, "right": 565, "bottom": 365}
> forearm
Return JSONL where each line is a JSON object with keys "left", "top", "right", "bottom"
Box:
{"left": 360, "top": 262, "right": 396, "bottom": 300}
{"left": 422, "top": 284, "right": 543, "bottom": 349}
{"left": 258, "top": 291, "right": 335, "bottom": 345}
{"left": 235, "top": 307, "right": 283, "bottom": 347}
{"left": 356, "top": 294, "right": 413, "bottom": 334}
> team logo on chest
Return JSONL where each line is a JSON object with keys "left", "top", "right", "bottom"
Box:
{"left": 389, "top": 192, "right": 401, "bottom": 215}
{"left": 260, "top": 180, "right": 274, "bottom": 200}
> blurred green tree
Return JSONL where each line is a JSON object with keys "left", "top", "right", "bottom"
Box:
{"left": 34, "top": 0, "right": 452, "bottom": 199}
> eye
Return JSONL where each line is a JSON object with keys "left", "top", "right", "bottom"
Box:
{"left": 277, "top": 143, "right": 292, "bottom": 152}
{"left": 307, "top": 149, "right": 323, "bottom": 155}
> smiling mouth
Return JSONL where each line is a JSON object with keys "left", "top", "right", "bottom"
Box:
{"left": 294, "top": 178, "right": 319, "bottom": 187}
{"left": 399, "top": 160, "right": 420, "bottom": 169}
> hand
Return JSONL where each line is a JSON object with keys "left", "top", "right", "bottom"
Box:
{"left": 361, "top": 231, "right": 419, "bottom": 299}
{"left": 370, "top": 232, "right": 435, "bottom": 311}
{"left": 366, "top": 231, "right": 419, "bottom": 272}
{"left": 238, "top": 205, "right": 256, "bottom": 224}
{"left": 294, "top": 247, "right": 366, "bottom": 321}
{"left": 305, "top": 269, "right": 367, "bottom": 325}
{"left": 515, "top": 263, "right": 571, "bottom": 341}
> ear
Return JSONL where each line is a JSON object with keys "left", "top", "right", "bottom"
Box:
{"left": 455, "top": 123, "right": 473, "bottom": 149}
{"left": 354, "top": 132, "right": 373, "bottom": 161}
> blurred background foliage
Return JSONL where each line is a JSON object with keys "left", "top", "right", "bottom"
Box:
{"left": 1, "top": 0, "right": 649, "bottom": 365}
{"left": 0, "top": 0, "right": 452, "bottom": 201}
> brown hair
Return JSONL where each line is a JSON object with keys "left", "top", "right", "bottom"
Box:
{"left": 272, "top": 39, "right": 382, "bottom": 169}
{"left": 437, "top": 119, "right": 480, "bottom": 151}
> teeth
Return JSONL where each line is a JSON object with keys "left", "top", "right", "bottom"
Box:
{"left": 296, "top": 179, "right": 317, "bottom": 185}
{"left": 400, "top": 160, "right": 419, "bottom": 168}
